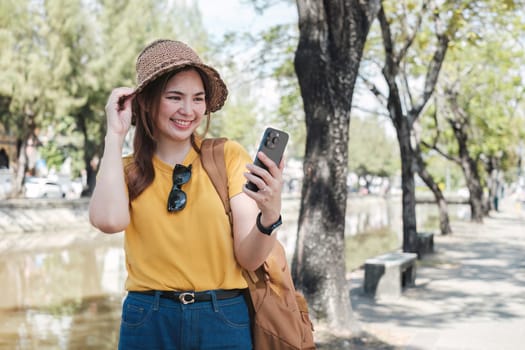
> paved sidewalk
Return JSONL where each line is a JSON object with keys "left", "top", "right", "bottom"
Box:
{"left": 349, "top": 196, "right": 525, "bottom": 350}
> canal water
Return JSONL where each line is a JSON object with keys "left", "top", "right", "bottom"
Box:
{"left": 0, "top": 196, "right": 469, "bottom": 349}
{"left": 0, "top": 226, "right": 124, "bottom": 350}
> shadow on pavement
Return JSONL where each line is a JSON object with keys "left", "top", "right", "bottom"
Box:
{"left": 348, "top": 201, "right": 525, "bottom": 348}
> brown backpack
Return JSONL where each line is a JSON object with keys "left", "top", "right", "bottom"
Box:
{"left": 201, "top": 138, "right": 316, "bottom": 350}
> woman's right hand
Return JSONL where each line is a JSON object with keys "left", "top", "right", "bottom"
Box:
{"left": 105, "top": 87, "right": 135, "bottom": 138}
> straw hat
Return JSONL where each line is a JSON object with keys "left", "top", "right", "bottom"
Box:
{"left": 135, "top": 39, "right": 228, "bottom": 113}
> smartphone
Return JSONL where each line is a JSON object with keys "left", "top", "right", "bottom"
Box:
{"left": 246, "top": 127, "right": 289, "bottom": 192}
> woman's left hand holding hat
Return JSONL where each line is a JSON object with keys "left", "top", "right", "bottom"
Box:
{"left": 105, "top": 87, "right": 135, "bottom": 141}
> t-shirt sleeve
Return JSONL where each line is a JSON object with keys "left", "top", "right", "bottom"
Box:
{"left": 224, "top": 140, "right": 253, "bottom": 198}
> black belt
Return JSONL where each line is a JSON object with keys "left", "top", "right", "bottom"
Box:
{"left": 131, "top": 289, "right": 244, "bottom": 304}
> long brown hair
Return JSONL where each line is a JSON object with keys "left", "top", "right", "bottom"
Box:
{"left": 125, "top": 66, "right": 212, "bottom": 201}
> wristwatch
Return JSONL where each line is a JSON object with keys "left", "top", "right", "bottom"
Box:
{"left": 256, "top": 212, "right": 282, "bottom": 235}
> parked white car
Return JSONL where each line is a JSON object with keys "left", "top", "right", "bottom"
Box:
{"left": 23, "top": 177, "right": 65, "bottom": 198}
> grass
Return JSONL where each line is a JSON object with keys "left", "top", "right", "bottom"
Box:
{"left": 345, "top": 227, "right": 400, "bottom": 271}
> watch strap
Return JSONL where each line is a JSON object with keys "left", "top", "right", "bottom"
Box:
{"left": 256, "top": 212, "right": 282, "bottom": 235}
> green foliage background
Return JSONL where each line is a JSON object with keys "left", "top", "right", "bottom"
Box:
{"left": 0, "top": 0, "right": 523, "bottom": 196}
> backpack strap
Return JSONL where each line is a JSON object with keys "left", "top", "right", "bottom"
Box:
{"left": 201, "top": 140, "right": 315, "bottom": 348}
{"left": 200, "top": 138, "right": 233, "bottom": 226}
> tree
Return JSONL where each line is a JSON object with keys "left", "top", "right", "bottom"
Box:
{"left": 292, "top": 0, "right": 380, "bottom": 332}
{"left": 416, "top": 140, "right": 452, "bottom": 234}
{"left": 0, "top": 0, "right": 103, "bottom": 195}
{"left": 210, "top": 22, "right": 305, "bottom": 157}
{"left": 425, "top": 26, "right": 525, "bottom": 220}
{"left": 365, "top": 0, "right": 523, "bottom": 236}
{"left": 375, "top": 0, "right": 468, "bottom": 250}
{"left": 413, "top": 104, "right": 453, "bottom": 234}
{"left": 1, "top": 0, "right": 214, "bottom": 195}
{"left": 348, "top": 115, "right": 399, "bottom": 193}
{"left": 1, "top": 0, "right": 262, "bottom": 198}
{"left": 0, "top": 0, "right": 65, "bottom": 194}
{"left": 357, "top": 0, "right": 511, "bottom": 245}
{"left": 42, "top": 0, "right": 100, "bottom": 188}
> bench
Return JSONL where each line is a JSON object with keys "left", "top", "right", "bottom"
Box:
{"left": 363, "top": 252, "right": 417, "bottom": 298}
{"left": 417, "top": 232, "right": 434, "bottom": 257}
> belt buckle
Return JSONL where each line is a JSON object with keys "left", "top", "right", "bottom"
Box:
{"left": 179, "top": 292, "right": 195, "bottom": 304}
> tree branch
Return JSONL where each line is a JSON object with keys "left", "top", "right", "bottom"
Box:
{"left": 395, "top": 1, "right": 429, "bottom": 64}
{"left": 378, "top": 3, "right": 404, "bottom": 128}
{"left": 421, "top": 140, "right": 459, "bottom": 164}
{"left": 358, "top": 73, "right": 388, "bottom": 105}
{"left": 401, "top": 60, "right": 414, "bottom": 111}
{"left": 418, "top": 97, "right": 442, "bottom": 151}
{"left": 409, "top": 3, "right": 450, "bottom": 127}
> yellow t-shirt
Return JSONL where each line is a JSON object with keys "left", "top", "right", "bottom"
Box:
{"left": 123, "top": 139, "right": 252, "bottom": 292}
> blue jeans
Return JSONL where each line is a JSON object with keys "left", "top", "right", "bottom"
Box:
{"left": 118, "top": 291, "right": 252, "bottom": 350}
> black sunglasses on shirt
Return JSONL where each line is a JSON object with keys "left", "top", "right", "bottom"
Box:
{"left": 167, "top": 164, "right": 192, "bottom": 212}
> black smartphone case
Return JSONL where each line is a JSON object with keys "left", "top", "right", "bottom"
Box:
{"left": 246, "top": 127, "right": 289, "bottom": 192}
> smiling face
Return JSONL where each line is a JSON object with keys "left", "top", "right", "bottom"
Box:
{"left": 154, "top": 68, "right": 207, "bottom": 145}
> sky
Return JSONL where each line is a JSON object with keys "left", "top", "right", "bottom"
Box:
{"left": 194, "top": 0, "right": 297, "bottom": 39}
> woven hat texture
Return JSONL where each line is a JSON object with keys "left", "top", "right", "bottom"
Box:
{"left": 135, "top": 39, "right": 227, "bottom": 113}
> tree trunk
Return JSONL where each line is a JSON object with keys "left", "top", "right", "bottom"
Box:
{"left": 377, "top": 3, "right": 450, "bottom": 253}
{"left": 462, "top": 157, "right": 484, "bottom": 222}
{"left": 447, "top": 115, "right": 485, "bottom": 222}
{"left": 485, "top": 158, "right": 502, "bottom": 213}
{"left": 14, "top": 138, "right": 28, "bottom": 196}
{"left": 415, "top": 146, "right": 452, "bottom": 235}
{"left": 292, "top": 0, "right": 380, "bottom": 332}
{"left": 77, "top": 105, "right": 99, "bottom": 196}
{"left": 396, "top": 120, "right": 419, "bottom": 253}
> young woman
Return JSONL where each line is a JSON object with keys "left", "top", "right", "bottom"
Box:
{"left": 89, "top": 39, "right": 284, "bottom": 349}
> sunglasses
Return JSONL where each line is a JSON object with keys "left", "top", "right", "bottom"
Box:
{"left": 167, "top": 164, "right": 192, "bottom": 212}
